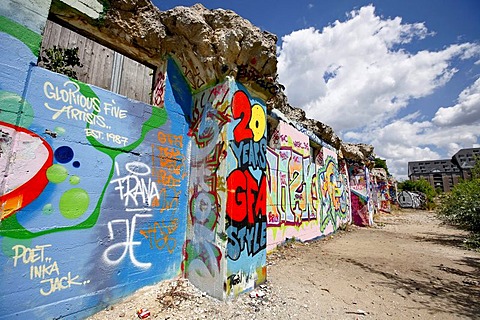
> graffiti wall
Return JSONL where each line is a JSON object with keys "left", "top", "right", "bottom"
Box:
{"left": 373, "top": 181, "right": 392, "bottom": 213}
{"left": 0, "top": 14, "right": 191, "bottom": 318}
{"left": 348, "top": 163, "right": 374, "bottom": 226}
{"left": 182, "top": 79, "right": 230, "bottom": 299}
{"left": 181, "top": 78, "right": 268, "bottom": 299}
{"left": 266, "top": 121, "right": 351, "bottom": 251}
{"left": 370, "top": 169, "right": 395, "bottom": 213}
{"left": 226, "top": 89, "right": 267, "bottom": 297}
{"left": 1, "top": 1, "right": 400, "bottom": 317}
{"left": 398, "top": 191, "right": 425, "bottom": 209}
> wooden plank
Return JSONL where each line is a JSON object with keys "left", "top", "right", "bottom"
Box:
{"left": 102, "top": 46, "right": 114, "bottom": 90}
{"left": 44, "top": 20, "right": 61, "bottom": 49}
{"left": 140, "top": 63, "right": 151, "bottom": 103}
{"left": 119, "top": 55, "right": 135, "bottom": 98}
{"left": 133, "top": 61, "right": 143, "bottom": 101}
{"left": 57, "top": 22, "right": 72, "bottom": 49}
{"left": 39, "top": 20, "right": 62, "bottom": 66}
{"left": 142, "top": 64, "right": 154, "bottom": 104}
{"left": 146, "top": 66, "right": 154, "bottom": 103}
{"left": 72, "top": 32, "right": 87, "bottom": 80}
{"left": 137, "top": 63, "right": 147, "bottom": 102}
{"left": 118, "top": 56, "right": 153, "bottom": 103}
{"left": 80, "top": 36, "right": 95, "bottom": 83}
{"left": 89, "top": 42, "right": 113, "bottom": 90}
{"left": 40, "top": 19, "right": 154, "bottom": 103}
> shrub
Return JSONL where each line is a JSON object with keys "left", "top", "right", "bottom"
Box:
{"left": 40, "top": 46, "right": 82, "bottom": 79}
{"left": 374, "top": 157, "right": 389, "bottom": 176}
{"left": 437, "top": 178, "right": 480, "bottom": 238}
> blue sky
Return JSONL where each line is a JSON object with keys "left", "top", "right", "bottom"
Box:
{"left": 153, "top": 1, "right": 480, "bottom": 180}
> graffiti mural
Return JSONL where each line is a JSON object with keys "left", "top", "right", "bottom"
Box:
{"left": 398, "top": 191, "right": 425, "bottom": 209}
{"left": 267, "top": 122, "right": 317, "bottom": 228}
{"left": 0, "top": 20, "right": 190, "bottom": 317}
{"left": 226, "top": 90, "right": 267, "bottom": 296}
{"left": 266, "top": 121, "right": 351, "bottom": 251}
{"left": 348, "top": 163, "right": 374, "bottom": 226}
{"left": 182, "top": 80, "right": 230, "bottom": 299}
{"left": 318, "top": 150, "right": 352, "bottom": 233}
{"left": 376, "top": 181, "right": 391, "bottom": 213}
{"left": 369, "top": 169, "right": 394, "bottom": 213}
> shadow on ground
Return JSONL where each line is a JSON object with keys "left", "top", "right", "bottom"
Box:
{"left": 413, "top": 232, "right": 468, "bottom": 249}
{"left": 342, "top": 257, "right": 480, "bottom": 318}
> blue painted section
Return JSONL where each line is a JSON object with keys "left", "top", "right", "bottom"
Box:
{"left": 0, "top": 28, "right": 190, "bottom": 318}
{"left": 0, "top": 1, "right": 277, "bottom": 315}
{"left": 0, "top": 32, "right": 37, "bottom": 96}
{"left": 167, "top": 58, "right": 193, "bottom": 121}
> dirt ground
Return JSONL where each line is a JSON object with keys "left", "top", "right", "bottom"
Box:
{"left": 88, "top": 209, "right": 480, "bottom": 320}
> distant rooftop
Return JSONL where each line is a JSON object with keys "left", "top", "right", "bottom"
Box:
{"left": 407, "top": 147, "right": 479, "bottom": 177}
{"left": 451, "top": 148, "right": 480, "bottom": 169}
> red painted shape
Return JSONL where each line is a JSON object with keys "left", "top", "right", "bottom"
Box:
{"left": 232, "top": 91, "right": 253, "bottom": 143}
{"left": 227, "top": 169, "right": 266, "bottom": 224}
{"left": 226, "top": 169, "right": 248, "bottom": 223}
{"left": 0, "top": 121, "right": 53, "bottom": 220}
{"left": 254, "top": 174, "right": 267, "bottom": 218}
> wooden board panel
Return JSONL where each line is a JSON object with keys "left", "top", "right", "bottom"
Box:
{"left": 39, "top": 20, "right": 153, "bottom": 104}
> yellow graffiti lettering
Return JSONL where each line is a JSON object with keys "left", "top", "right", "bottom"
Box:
{"left": 12, "top": 244, "right": 52, "bottom": 267}
{"left": 249, "top": 104, "right": 266, "bottom": 142}
{"left": 40, "top": 272, "right": 83, "bottom": 296}
{"left": 29, "top": 261, "right": 60, "bottom": 280}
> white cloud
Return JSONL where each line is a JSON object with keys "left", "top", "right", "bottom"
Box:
{"left": 277, "top": 4, "right": 480, "bottom": 180}
{"left": 277, "top": 5, "right": 480, "bottom": 133}
{"left": 345, "top": 112, "right": 480, "bottom": 179}
{"left": 433, "top": 77, "right": 480, "bottom": 126}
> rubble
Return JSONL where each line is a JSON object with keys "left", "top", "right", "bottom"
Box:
{"left": 87, "top": 277, "right": 282, "bottom": 320}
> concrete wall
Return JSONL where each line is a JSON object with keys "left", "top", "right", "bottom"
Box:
{"left": 0, "top": 11, "right": 193, "bottom": 317}
{"left": 0, "top": 2, "right": 268, "bottom": 316}
{"left": 181, "top": 77, "right": 268, "bottom": 299}
{"left": 225, "top": 89, "right": 267, "bottom": 297}
{"left": 375, "top": 181, "right": 392, "bottom": 213}
{"left": 398, "top": 191, "right": 425, "bottom": 209}
{"left": 266, "top": 121, "right": 351, "bottom": 251}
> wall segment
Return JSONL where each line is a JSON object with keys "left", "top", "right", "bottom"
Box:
{"left": 266, "top": 121, "right": 352, "bottom": 251}
{"left": 0, "top": 7, "right": 191, "bottom": 316}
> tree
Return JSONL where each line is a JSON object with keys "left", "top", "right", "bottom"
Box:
{"left": 398, "top": 178, "right": 435, "bottom": 198}
{"left": 471, "top": 155, "right": 480, "bottom": 180}
{"left": 374, "top": 157, "right": 389, "bottom": 176}
{"left": 437, "top": 178, "right": 480, "bottom": 248}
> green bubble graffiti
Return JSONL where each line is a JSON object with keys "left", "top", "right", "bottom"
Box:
{"left": 59, "top": 188, "right": 89, "bottom": 219}
{"left": 46, "top": 164, "right": 68, "bottom": 183}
